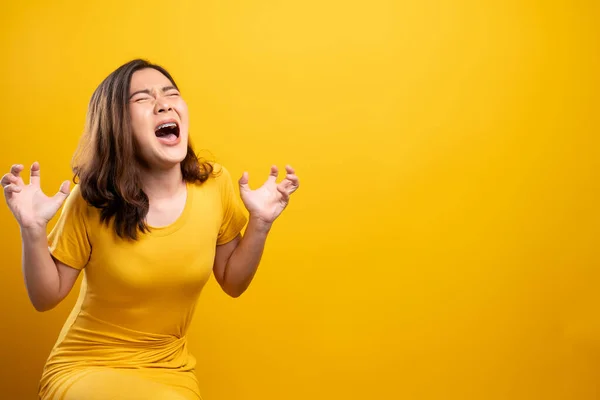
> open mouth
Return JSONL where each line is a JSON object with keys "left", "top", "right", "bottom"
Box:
{"left": 154, "top": 121, "right": 180, "bottom": 141}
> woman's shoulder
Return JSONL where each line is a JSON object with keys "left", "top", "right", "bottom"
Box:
{"left": 63, "top": 183, "right": 99, "bottom": 218}
{"left": 210, "top": 162, "right": 231, "bottom": 176}
{"left": 64, "top": 183, "right": 87, "bottom": 208}
{"left": 190, "top": 162, "right": 237, "bottom": 198}
{"left": 204, "top": 162, "right": 235, "bottom": 185}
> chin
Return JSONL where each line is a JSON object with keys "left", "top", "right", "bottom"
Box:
{"left": 162, "top": 148, "right": 188, "bottom": 165}
{"left": 140, "top": 146, "right": 187, "bottom": 171}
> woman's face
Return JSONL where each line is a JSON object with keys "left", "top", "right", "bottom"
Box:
{"left": 128, "top": 68, "right": 189, "bottom": 170}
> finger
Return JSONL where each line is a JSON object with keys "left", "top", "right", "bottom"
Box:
{"left": 285, "top": 174, "right": 300, "bottom": 187}
{"left": 279, "top": 173, "right": 299, "bottom": 190}
{"left": 51, "top": 181, "right": 71, "bottom": 206}
{"left": 1, "top": 173, "right": 18, "bottom": 188}
{"left": 29, "top": 161, "right": 41, "bottom": 186}
{"left": 59, "top": 180, "right": 70, "bottom": 195}
{"left": 3, "top": 183, "right": 22, "bottom": 196}
{"left": 277, "top": 185, "right": 290, "bottom": 202}
{"left": 238, "top": 172, "right": 250, "bottom": 192}
{"left": 283, "top": 165, "right": 299, "bottom": 188}
{"left": 9, "top": 164, "right": 25, "bottom": 186}
{"left": 10, "top": 164, "right": 24, "bottom": 176}
{"left": 267, "top": 165, "right": 279, "bottom": 183}
{"left": 279, "top": 183, "right": 299, "bottom": 197}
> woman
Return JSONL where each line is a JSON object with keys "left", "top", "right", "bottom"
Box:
{"left": 1, "top": 59, "right": 299, "bottom": 400}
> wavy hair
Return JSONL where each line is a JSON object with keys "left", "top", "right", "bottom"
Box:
{"left": 72, "top": 59, "right": 213, "bottom": 240}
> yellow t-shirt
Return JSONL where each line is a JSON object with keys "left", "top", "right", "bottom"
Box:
{"left": 38, "top": 164, "right": 248, "bottom": 400}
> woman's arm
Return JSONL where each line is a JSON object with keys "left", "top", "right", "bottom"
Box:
{"left": 21, "top": 226, "right": 81, "bottom": 311}
{"left": 213, "top": 218, "right": 271, "bottom": 297}
{"left": 2, "top": 162, "right": 82, "bottom": 311}
{"left": 212, "top": 164, "right": 299, "bottom": 297}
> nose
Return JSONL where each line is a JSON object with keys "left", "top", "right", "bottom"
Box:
{"left": 154, "top": 97, "right": 173, "bottom": 114}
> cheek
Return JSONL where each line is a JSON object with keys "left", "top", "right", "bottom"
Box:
{"left": 175, "top": 102, "right": 189, "bottom": 124}
{"left": 129, "top": 107, "right": 152, "bottom": 139}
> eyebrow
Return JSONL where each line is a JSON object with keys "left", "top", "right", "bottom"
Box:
{"left": 129, "top": 85, "right": 179, "bottom": 99}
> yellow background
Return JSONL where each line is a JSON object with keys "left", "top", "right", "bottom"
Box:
{"left": 1, "top": 1, "right": 598, "bottom": 399}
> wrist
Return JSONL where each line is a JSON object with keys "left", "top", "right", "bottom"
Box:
{"left": 248, "top": 215, "right": 273, "bottom": 234}
{"left": 20, "top": 223, "right": 48, "bottom": 241}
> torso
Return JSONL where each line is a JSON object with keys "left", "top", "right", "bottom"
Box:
{"left": 38, "top": 165, "right": 248, "bottom": 400}
{"left": 39, "top": 179, "right": 224, "bottom": 398}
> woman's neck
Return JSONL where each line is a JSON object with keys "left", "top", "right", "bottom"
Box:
{"left": 140, "top": 164, "right": 186, "bottom": 201}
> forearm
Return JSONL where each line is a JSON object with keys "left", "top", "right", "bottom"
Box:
{"left": 20, "top": 226, "right": 60, "bottom": 311}
{"left": 222, "top": 217, "right": 272, "bottom": 297}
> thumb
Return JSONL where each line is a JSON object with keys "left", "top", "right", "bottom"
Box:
{"left": 238, "top": 172, "right": 250, "bottom": 192}
{"left": 52, "top": 181, "right": 71, "bottom": 206}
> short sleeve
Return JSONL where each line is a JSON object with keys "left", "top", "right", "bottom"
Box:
{"left": 215, "top": 165, "right": 248, "bottom": 245}
{"left": 47, "top": 184, "right": 92, "bottom": 270}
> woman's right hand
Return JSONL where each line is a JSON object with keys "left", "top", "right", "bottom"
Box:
{"left": 1, "top": 162, "right": 70, "bottom": 230}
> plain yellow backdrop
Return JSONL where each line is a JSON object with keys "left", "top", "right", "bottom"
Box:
{"left": 1, "top": 0, "right": 598, "bottom": 399}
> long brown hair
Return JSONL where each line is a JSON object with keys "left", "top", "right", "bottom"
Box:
{"left": 72, "top": 59, "right": 213, "bottom": 240}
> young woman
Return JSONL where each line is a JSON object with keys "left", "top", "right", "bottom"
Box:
{"left": 1, "top": 59, "right": 299, "bottom": 400}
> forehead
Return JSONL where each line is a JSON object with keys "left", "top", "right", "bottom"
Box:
{"left": 129, "top": 68, "right": 173, "bottom": 91}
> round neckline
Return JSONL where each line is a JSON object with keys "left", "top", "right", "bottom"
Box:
{"left": 145, "top": 182, "right": 193, "bottom": 237}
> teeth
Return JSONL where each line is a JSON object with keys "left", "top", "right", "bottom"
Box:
{"left": 156, "top": 122, "right": 177, "bottom": 130}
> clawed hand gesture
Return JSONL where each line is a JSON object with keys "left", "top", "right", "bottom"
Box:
{"left": 1, "top": 162, "right": 70, "bottom": 230}
{"left": 238, "top": 165, "right": 300, "bottom": 225}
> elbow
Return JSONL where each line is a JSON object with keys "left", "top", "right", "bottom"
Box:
{"left": 30, "top": 296, "right": 59, "bottom": 312}
{"left": 222, "top": 283, "right": 248, "bottom": 298}
{"left": 225, "top": 287, "right": 245, "bottom": 298}
{"left": 33, "top": 303, "right": 55, "bottom": 312}
{"left": 219, "top": 272, "right": 251, "bottom": 298}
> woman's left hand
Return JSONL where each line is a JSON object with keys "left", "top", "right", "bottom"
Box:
{"left": 239, "top": 165, "right": 300, "bottom": 226}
